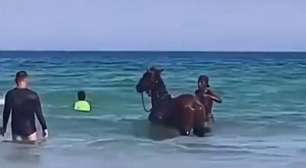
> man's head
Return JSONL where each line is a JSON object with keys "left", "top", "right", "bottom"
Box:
{"left": 15, "top": 71, "right": 29, "bottom": 88}
{"left": 198, "top": 75, "right": 210, "bottom": 90}
{"left": 78, "top": 91, "right": 86, "bottom": 101}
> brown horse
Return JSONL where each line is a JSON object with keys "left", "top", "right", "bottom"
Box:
{"left": 136, "top": 67, "right": 209, "bottom": 137}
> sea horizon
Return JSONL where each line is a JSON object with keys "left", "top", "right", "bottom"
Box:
{"left": 1, "top": 50, "right": 306, "bottom": 53}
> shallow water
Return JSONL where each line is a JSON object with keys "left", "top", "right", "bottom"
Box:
{"left": 0, "top": 51, "right": 306, "bottom": 168}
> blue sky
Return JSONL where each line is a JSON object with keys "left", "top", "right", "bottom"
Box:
{"left": 0, "top": 0, "right": 305, "bottom": 51}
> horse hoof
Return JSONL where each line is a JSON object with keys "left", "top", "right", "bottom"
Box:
{"left": 180, "top": 130, "right": 191, "bottom": 136}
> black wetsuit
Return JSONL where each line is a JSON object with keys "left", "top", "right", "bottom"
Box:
{"left": 2, "top": 88, "right": 47, "bottom": 137}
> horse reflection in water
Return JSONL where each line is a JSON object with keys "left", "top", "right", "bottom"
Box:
{"left": 136, "top": 67, "right": 210, "bottom": 137}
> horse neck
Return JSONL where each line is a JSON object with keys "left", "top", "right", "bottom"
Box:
{"left": 151, "top": 77, "right": 170, "bottom": 108}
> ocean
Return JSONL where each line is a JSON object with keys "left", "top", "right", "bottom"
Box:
{"left": 0, "top": 51, "right": 306, "bottom": 168}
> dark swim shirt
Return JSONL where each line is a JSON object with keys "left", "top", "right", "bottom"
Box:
{"left": 2, "top": 88, "right": 47, "bottom": 136}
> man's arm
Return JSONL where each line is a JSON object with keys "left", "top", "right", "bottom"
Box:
{"left": 207, "top": 90, "right": 222, "bottom": 103}
{"left": 2, "top": 92, "right": 11, "bottom": 136}
{"left": 34, "top": 95, "right": 48, "bottom": 138}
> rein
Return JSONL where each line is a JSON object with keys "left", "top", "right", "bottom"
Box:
{"left": 141, "top": 92, "right": 151, "bottom": 113}
{"left": 139, "top": 72, "right": 168, "bottom": 113}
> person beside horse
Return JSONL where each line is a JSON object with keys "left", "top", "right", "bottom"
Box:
{"left": 195, "top": 75, "right": 222, "bottom": 128}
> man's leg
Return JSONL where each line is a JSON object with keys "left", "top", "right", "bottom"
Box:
{"left": 12, "top": 132, "right": 38, "bottom": 143}
{"left": 12, "top": 134, "right": 23, "bottom": 141}
{"left": 27, "top": 132, "right": 38, "bottom": 141}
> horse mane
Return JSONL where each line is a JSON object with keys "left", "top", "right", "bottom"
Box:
{"left": 152, "top": 73, "right": 170, "bottom": 101}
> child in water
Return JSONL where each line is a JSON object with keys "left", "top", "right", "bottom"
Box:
{"left": 74, "top": 91, "right": 91, "bottom": 112}
{"left": 195, "top": 75, "right": 222, "bottom": 125}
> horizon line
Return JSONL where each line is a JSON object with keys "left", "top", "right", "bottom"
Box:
{"left": 1, "top": 50, "right": 306, "bottom": 53}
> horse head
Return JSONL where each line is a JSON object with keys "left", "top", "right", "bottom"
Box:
{"left": 136, "top": 67, "right": 164, "bottom": 96}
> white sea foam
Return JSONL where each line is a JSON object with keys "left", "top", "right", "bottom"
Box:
{"left": 0, "top": 97, "right": 4, "bottom": 105}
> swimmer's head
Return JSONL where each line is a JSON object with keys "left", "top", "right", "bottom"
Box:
{"left": 198, "top": 75, "right": 210, "bottom": 90}
{"left": 15, "top": 71, "right": 29, "bottom": 88}
{"left": 77, "top": 91, "right": 86, "bottom": 100}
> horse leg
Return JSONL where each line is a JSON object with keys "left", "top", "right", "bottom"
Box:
{"left": 193, "top": 105, "right": 213, "bottom": 137}
{"left": 193, "top": 109, "right": 206, "bottom": 137}
{"left": 194, "top": 121, "right": 211, "bottom": 137}
{"left": 179, "top": 127, "right": 192, "bottom": 136}
{"left": 204, "top": 111, "right": 213, "bottom": 132}
{"left": 178, "top": 108, "right": 194, "bottom": 136}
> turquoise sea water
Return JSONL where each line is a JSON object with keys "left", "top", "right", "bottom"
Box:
{"left": 0, "top": 51, "right": 306, "bottom": 168}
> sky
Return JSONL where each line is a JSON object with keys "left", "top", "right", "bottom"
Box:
{"left": 0, "top": 0, "right": 306, "bottom": 51}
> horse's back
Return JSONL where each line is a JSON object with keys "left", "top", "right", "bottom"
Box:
{"left": 173, "top": 94, "right": 197, "bottom": 104}
{"left": 172, "top": 94, "right": 202, "bottom": 111}
{"left": 174, "top": 94, "right": 195, "bottom": 99}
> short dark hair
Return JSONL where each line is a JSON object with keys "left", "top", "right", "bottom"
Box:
{"left": 198, "top": 75, "right": 210, "bottom": 87}
{"left": 15, "top": 71, "right": 28, "bottom": 84}
{"left": 78, "top": 91, "right": 86, "bottom": 100}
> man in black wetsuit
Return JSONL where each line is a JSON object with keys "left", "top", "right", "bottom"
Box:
{"left": 0, "top": 71, "right": 48, "bottom": 142}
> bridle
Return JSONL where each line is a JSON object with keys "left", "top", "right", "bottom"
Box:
{"left": 139, "top": 71, "right": 158, "bottom": 113}
{"left": 141, "top": 92, "right": 151, "bottom": 113}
